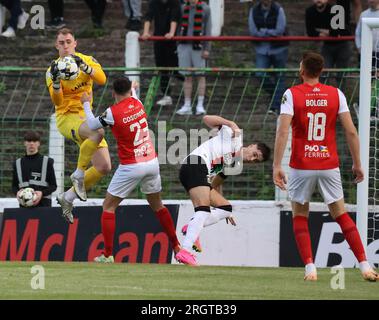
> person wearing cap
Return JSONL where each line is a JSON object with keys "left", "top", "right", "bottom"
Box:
{"left": 12, "top": 131, "right": 57, "bottom": 207}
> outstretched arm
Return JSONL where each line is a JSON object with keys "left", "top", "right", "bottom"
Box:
{"left": 203, "top": 115, "right": 240, "bottom": 136}
{"left": 81, "top": 93, "right": 114, "bottom": 130}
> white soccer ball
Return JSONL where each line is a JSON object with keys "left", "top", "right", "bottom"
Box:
{"left": 17, "top": 187, "right": 37, "bottom": 207}
{"left": 56, "top": 55, "right": 79, "bottom": 81}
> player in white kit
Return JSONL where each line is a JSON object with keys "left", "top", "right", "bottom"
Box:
{"left": 175, "top": 115, "right": 271, "bottom": 266}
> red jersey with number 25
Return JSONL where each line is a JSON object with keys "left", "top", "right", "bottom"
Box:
{"left": 280, "top": 82, "right": 349, "bottom": 170}
{"left": 109, "top": 97, "right": 156, "bottom": 165}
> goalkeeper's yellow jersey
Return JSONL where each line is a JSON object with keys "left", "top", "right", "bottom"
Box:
{"left": 46, "top": 52, "right": 106, "bottom": 115}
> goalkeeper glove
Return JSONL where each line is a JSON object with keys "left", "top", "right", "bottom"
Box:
{"left": 71, "top": 54, "right": 93, "bottom": 75}
{"left": 50, "top": 61, "right": 61, "bottom": 90}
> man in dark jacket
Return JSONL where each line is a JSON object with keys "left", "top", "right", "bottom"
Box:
{"left": 142, "top": 0, "right": 182, "bottom": 107}
{"left": 12, "top": 131, "right": 57, "bottom": 207}
{"left": 306, "top": 0, "right": 352, "bottom": 69}
{"left": 248, "top": 0, "right": 289, "bottom": 115}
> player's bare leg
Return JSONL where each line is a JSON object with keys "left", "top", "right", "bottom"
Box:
{"left": 291, "top": 202, "right": 317, "bottom": 281}
{"left": 91, "top": 147, "right": 112, "bottom": 175}
{"left": 181, "top": 188, "right": 235, "bottom": 252}
{"left": 329, "top": 199, "right": 379, "bottom": 282}
{"left": 70, "top": 122, "right": 106, "bottom": 201}
{"left": 209, "top": 189, "right": 235, "bottom": 226}
{"left": 195, "top": 76, "right": 206, "bottom": 115}
{"left": 145, "top": 192, "right": 181, "bottom": 254}
{"left": 176, "top": 76, "right": 193, "bottom": 115}
{"left": 94, "top": 192, "right": 123, "bottom": 263}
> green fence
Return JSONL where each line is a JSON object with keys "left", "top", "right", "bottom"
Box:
{"left": 0, "top": 67, "right": 362, "bottom": 202}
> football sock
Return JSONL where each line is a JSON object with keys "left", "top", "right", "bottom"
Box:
{"left": 64, "top": 188, "right": 77, "bottom": 203}
{"left": 84, "top": 166, "right": 104, "bottom": 190}
{"left": 65, "top": 167, "right": 104, "bottom": 203}
{"left": 182, "top": 206, "right": 210, "bottom": 251}
{"left": 77, "top": 139, "right": 99, "bottom": 171}
{"left": 197, "top": 96, "right": 204, "bottom": 106}
{"left": 155, "top": 207, "right": 180, "bottom": 250}
{"left": 204, "top": 205, "right": 232, "bottom": 227}
{"left": 359, "top": 261, "right": 372, "bottom": 273}
{"left": 305, "top": 263, "right": 317, "bottom": 276}
{"left": 335, "top": 213, "right": 367, "bottom": 262}
{"left": 73, "top": 168, "right": 84, "bottom": 179}
{"left": 293, "top": 216, "right": 313, "bottom": 265}
{"left": 184, "top": 98, "right": 191, "bottom": 106}
{"left": 102, "top": 211, "right": 115, "bottom": 257}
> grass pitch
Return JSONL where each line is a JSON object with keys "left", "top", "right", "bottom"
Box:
{"left": 0, "top": 262, "right": 377, "bottom": 300}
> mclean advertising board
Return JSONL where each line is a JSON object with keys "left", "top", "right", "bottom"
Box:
{"left": 280, "top": 211, "right": 379, "bottom": 267}
{"left": 0, "top": 205, "right": 179, "bottom": 263}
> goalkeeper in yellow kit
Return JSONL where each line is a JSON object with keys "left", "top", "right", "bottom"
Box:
{"left": 46, "top": 28, "right": 111, "bottom": 223}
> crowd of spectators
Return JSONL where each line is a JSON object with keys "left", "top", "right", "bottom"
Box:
{"left": 1, "top": 0, "right": 378, "bottom": 114}
{"left": 3, "top": 0, "right": 379, "bottom": 206}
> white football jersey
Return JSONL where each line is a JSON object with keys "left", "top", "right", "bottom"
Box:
{"left": 187, "top": 125, "right": 243, "bottom": 177}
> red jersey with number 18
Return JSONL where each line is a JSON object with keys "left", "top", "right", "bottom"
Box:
{"left": 109, "top": 97, "right": 156, "bottom": 165}
{"left": 280, "top": 82, "right": 349, "bottom": 170}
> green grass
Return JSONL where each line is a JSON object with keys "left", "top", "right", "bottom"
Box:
{"left": 0, "top": 262, "right": 377, "bottom": 300}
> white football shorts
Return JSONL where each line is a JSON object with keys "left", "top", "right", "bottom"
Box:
{"left": 107, "top": 157, "right": 162, "bottom": 198}
{"left": 288, "top": 167, "right": 344, "bottom": 205}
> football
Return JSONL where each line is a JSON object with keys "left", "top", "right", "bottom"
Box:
{"left": 17, "top": 187, "right": 37, "bottom": 207}
{"left": 56, "top": 55, "right": 80, "bottom": 81}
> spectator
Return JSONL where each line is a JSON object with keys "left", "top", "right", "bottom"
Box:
{"left": 356, "top": 0, "right": 379, "bottom": 120}
{"left": 84, "top": 0, "right": 107, "bottom": 29}
{"left": 329, "top": 0, "right": 362, "bottom": 31}
{"left": 142, "top": 0, "right": 182, "bottom": 107}
{"left": 0, "top": 0, "right": 29, "bottom": 38}
{"left": 123, "top": 0, "right": 142, "bottom": 31}
{"left": 176, "top": 0, "right": 212, "bottom": 116}
{"left": 306, "top": 0, "right": 351, "bottom": 69}
{"left": 12, "top": 131, "right": 57, "bottom": 208}
{"left": 248, "top": 0, "right": 289, "bottom": 115}
{"left": 355, "top": 0, "right": 379, "bottom": 60}
{"left": 46, "top": 0, "right": 66, "bottom": 30}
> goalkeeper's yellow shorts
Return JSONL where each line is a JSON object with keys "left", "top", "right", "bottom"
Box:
{"left": 56, "top": 112, "right": 108, "bottom": 148}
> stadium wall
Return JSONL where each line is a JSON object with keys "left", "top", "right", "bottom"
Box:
{"left": 0, "top": 200, "right": 378, "bottom": 268}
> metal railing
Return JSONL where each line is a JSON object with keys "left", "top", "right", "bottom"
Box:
{"left": 0, "top": 67, "right": 362, "bottom": 202}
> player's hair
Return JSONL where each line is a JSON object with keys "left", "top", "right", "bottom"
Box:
{"left": 113, "top": 77, "right": 132, "bottom": 95}
{"left": 256, "top": 142, "right": 271, "bottom": 162}
{"left": 301, "top": 51, "right": 324, "bottom": 78}
{"left": 24, "top": 131, "right": 41, "bottom": 142}
{"left": 56, "top": 27, "right": 75, "bottom": 39}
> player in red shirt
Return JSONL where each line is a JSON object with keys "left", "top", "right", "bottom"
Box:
{"left": 82, "top": 77, "right": 180, "bottom": 262}
{"left": 273, "top": 51, "right": 378, "bottom": 281}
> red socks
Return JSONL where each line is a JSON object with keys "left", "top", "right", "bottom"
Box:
{"left": 293, "top": 216, "right": 313, "bottom": 265}
{"left": 336, "top": 213, "right": 367, "bottom": 262}
{"left": 155, "top": 207, "right": 180, "bottom": 250}
{"left": 293, "top": 213, "right": 367, "bottom": 266}
{"left": 101, "top": 207, "right": 179, "bottom": 258}
{"left": 102, "top": 211, "right": 115, "bottom": 257}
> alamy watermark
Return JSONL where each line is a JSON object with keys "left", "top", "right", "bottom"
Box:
{"left": 330, "top": 5, "right": 345, "bottom": 31}
{"left": 30, "top": 265, "right": 45, "bottom": 290}
{"left": 4, "top": 4, "right": 346, "bottom": 32}
{"left": 139, "top": 121, "right": 245, "bottom": 176}
{"left": 330, "top": 265, "right": 345, "bottom": 290}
